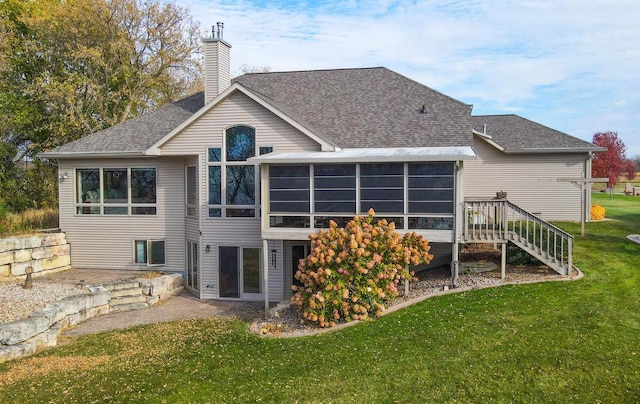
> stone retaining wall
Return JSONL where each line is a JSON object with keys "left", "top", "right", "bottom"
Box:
{"left": 0, "top": 273, "right": 184, "bottom": 363}
{"left": 0, "top": 233, "right": 71, "bottom": 281}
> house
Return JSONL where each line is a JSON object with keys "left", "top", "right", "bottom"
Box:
{"left": 41, "top": 27, "right": 603, "bottom": 305}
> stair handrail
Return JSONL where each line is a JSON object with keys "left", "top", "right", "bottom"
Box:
{"left": 463, "top": 198, "right": 574, "bottom": 274}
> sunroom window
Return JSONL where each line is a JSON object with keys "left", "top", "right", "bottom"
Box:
{"left": 266, "top": 162, "right": 455, "bottom": 231}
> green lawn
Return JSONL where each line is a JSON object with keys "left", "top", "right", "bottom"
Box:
{"left": 1, "top": 193, "right": 639, "bottom": 403}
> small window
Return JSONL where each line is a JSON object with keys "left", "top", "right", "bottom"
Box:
{"left": 208, "top": 148, "right": 222, "bottom": 162}
{"left": 134, "top": 240, "right": 166, "bottom": 266}
{"left": 186, "top": 166, "right": 197, "bottom": 216}
{"left": 259, "top": 146, "right": 273, "bottom": 155}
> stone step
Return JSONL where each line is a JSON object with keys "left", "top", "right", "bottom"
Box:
{"left": 110, "top": 302, "right": 149, "bottom": 313}
{"left": 103, "top": 280, "right": 141, "bottom": 291}
{"left": 109, "top": 286, "right": 144, "bottom": 298}
{"left": 111, "top": 294, "right": 147, "bottom": 306}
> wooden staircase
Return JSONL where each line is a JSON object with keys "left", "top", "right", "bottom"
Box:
{"left": 463, "top": 199, "right": 573, "bottom": 275}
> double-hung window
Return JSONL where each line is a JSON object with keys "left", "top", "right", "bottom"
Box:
{"left": 207, "top": 125, "right": 258, "bottom": 218}
{"left": 76, "top": 168, "right": 156, "bottom": 215}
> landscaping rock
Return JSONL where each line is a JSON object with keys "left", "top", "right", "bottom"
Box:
{"left": 0, "top": 316, "right": 50, "bottom": 345}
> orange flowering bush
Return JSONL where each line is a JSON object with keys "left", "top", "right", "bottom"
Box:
{"left": 590, "top": 204, "right": 606, "bottom": 220}
{"left": 291, "top": 209, "right": 433, "bottom": 327}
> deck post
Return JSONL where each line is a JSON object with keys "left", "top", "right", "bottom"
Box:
{"left": 501, "top": 242, "right": 506, "bottom": 279}
{"left": 451, "top": 240, "right": 459, "bottom": 288}
{"left": 263, "top": 238, "right": 269, "bottom": 319}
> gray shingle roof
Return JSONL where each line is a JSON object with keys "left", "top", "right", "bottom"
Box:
{"left": 471, "top": 114, "right": 602, "bottom": 152}
{"left": 44, "top": 68, "right": 599, "bottom": 157}
{"left": 235, "top": 67, "right": 473, "bottom": 148}
{"left": 48, "top": 92, "right": 204, "bottom": 154}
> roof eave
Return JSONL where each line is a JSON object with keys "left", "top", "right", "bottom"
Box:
{"left": 249, "top": 146, "right": 477, "bottom": 164}
{"left": 502, "top": 147, "right": 607, "bottom": 154}
{"left": 38, "top": 151, "right": 148, "bottom": 159}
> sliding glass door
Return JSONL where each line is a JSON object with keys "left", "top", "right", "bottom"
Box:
{"left": 218, "top": 246, "right": 262, "bottom": 299}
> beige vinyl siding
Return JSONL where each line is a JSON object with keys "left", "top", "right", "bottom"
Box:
{"left": 267, "top": 240, "right": 284, "bottom": 300}
{"left": 166, "top": 91, "right": 318, "bottom": 300}
{"left": 465, "top": 136, "right": 588, "bottom": 221}
{"left": 58, "top": 157, "right": 186, "bottom": 272}
{"left": 204, "top": 39, "right": 230, "bottom": 103}
{"left": 160, "top": 91, "right": 321, "bottom": 155}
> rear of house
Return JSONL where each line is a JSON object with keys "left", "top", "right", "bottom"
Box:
{"left": 42, "top": 30, "right": 603, "bottom": 303}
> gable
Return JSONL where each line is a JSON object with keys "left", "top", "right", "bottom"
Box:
{"left": 159, "top": 91, "right": 322, "bottom": 155}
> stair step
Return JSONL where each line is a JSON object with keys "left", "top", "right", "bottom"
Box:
{"left": 111, "top": 294, "right": 147, "bottom": 306}
{"left": 103, "top": 280, "right": 141, "bottom": 291}
{"left": 109, "top": 287, "right": 144, "bottom": 298}
{"left": 110, "top": 302, "right": 149, "bottom": 313}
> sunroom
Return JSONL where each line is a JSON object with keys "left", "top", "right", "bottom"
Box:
{"left": 252, "top": 146, "right": 475, "bottom": 240}
{"left": 250, "top": 146, "right": 476, "bottom": 306}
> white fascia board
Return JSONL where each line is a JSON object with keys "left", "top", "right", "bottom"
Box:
{"left": 145, "top": 83, "right": 336, "bottom": 156}
{"left": 249, "top": 146, "right": 477, "bottom": 164}
{"left": 472, "top": 129, "right": 492, "bottom": 139}
{"left": 502, "top": 147, "right": 607, "bottom": 154}
{"left": 474, "top": 133, "right": 505, "bottom": 152}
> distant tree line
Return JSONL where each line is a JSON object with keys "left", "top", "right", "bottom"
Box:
{"left": 0, "top": 0, "right": 202, "bottom": 212}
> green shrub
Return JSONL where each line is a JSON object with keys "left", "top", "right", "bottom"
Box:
{"left": 291, "top": 209, "right": 433, "bottom": 327}
{"left": 506, "top": 241, "right": 543, "bottom": 266}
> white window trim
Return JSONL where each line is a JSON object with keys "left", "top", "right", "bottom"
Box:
{"left": 133, "top": 239, "right": 166, "bottom": 267}
{"left": 74, "top": 167, "right": 158, "bottom": 216}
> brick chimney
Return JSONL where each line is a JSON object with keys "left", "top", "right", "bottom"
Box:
{"left": 204, "top": 22, "right": 231, "bottom": 103}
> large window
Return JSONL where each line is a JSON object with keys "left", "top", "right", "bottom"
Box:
{"left": 207, "top": 126, "right": 258, "bottom": 218}
{"left": 76, "top": 168, "right": 156, "bottom": 215}
{"left": 267, "top": 162, "right": 455, "bottom": 231}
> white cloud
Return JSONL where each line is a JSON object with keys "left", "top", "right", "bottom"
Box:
{"left": 183, "top": 0, "right": 640, "bottom": 156}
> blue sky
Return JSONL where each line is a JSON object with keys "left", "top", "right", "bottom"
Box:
{"left": 183, "top": 0, "right": 640, "bottom": 157}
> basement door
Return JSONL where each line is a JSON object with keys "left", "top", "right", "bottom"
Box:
{"left": 218, "top": 246, "right": 263, "bottom": 300}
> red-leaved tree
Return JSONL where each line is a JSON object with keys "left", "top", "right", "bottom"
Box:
{"left": 624, "top": 159, "right": 637, "bottom": 180}
{"left": 591, "top": 131, "right": 627, "bottom": 187}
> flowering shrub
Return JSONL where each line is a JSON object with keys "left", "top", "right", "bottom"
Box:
{"left": 291, "top": 209, "right": 433, "bottom": 327}
{"left": 590, "top": 204, "right": 606, "bottom": 221}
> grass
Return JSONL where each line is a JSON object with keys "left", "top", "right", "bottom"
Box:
{"left": 0, "top": 208, "right": 59, "bottom": 237}
{"left": 0, "top": 194, "right": 639, "bottom": 402}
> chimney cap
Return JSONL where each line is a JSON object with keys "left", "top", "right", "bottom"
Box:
{"left": 212, "top": 21, "right": 224, "bottom": 39}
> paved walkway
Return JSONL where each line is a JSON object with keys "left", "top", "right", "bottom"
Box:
{"left": 64, "top": 293, "right": 266, "bottom": 336}
{"left": 32, "top": 268, "right": 269, "bottom": 336}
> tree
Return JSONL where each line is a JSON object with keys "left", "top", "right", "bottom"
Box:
{"left": 591, "top": 131, "right": 627, "bottom": 188}
{"left": 0, "top": 0, "right": 202, "bottom": 211}
{"left": 624, "top": 159, "right": 637, "bottom": 181}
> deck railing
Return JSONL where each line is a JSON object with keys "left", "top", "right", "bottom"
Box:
{"left": 463, "top": 198, "right": 573, "bottom": 275}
